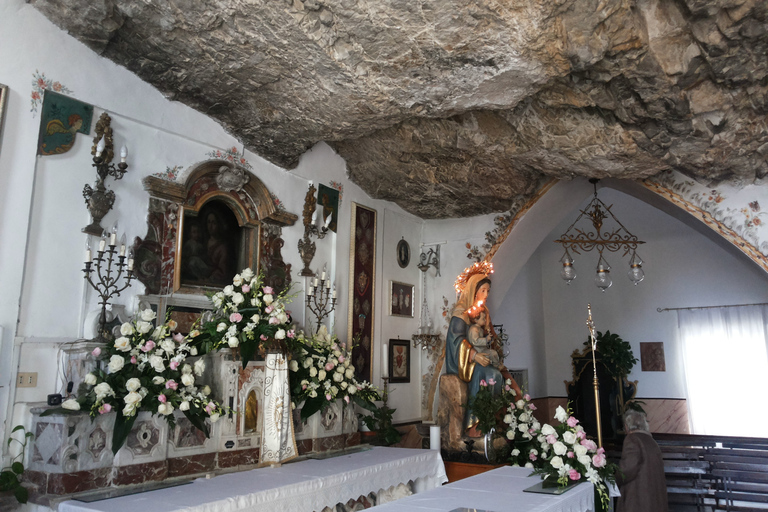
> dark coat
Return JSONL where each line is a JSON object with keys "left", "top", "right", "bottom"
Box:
{"left": 617, "top": 430, "right": 668, "bottom": 512}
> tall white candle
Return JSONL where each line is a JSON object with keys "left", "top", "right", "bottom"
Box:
{"left": 85, "top": 248, "right": 92, "bottom": 263}
{"left": 430, "top": 425, "right": 441, "bottom": 450}
{"left": 119, "top": 245, "right": 126, "bottom": 257}
{"left": 382, "top": 343, "right": 388, "bottom": 378}
{"left": 321, "top": 270, "right": 326, "bottom": 281}
{"left": 127, "top": 258, "right": 134, "bottom": 271}
{"left": 98, "top": 238, "right": 106, "bottom": 252}
{"left": 332, "top": 286, "right": 336, "bottom": 299}
{"left": 109, "top": 231, "right": 117, "bottom": 246}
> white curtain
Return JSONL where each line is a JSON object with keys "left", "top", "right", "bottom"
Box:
{"left": 678, "top": 305, "right": 768, "bottom": 436}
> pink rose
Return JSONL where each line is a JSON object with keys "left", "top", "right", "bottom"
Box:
{"left": 524, "top": 394, "right": 531, "bottom": 401}
{"left": 344, "top": 396, "right": 350, "bottom": 404}
{"left": 568, "top": 469, "right": 581, "bottom": 481}
{"left": 487, "top": 378, "right": 496, "bottom": 386}
{"left": 567, "top": 451, "right": 574, "bottom": 458}
{"left": 479, "top": 379, "right": 488, "bottom": 387}
{"left": 242, "top": 285, "right": 251, "bottom": 293}
{"left": 325, "top": 362, "right": 334, "bottom": 371}
{"left": 263, "top": 286, "right": 274, "bottom": 294}
{"left": 326, "top": 393, "right": 332, "bottom": 401}
{"left": 576, "top": 430, "right": 586, "bottom": 440}
{"left": 260, "top": 334, "right": 267, "bottom": 341}
{"left": 173, "top": 332, "right": 184, "bottom": 342}
{"left": 205, "top": 402, "right": 215, "bottom": 414}
{"left": 529, "top": 428, "right": 536, "bottom": 434}
{"left": 158, "top": 394, "right": 167, "bottom": 403}
{"left": 546, "top": 434, "right": 557, "bottom": 444}
{"left": 142, "top": 340, "right": 155, "bottom": 352}
{"left": 165, "top": 380, "right": 178, "bottom": 390}
{"left": 302, "top": 384, "right": 307, "bottom": 390}
{"left": 581, "top": 439, "right": 597, "bottom": 451}
{"left": 92, "top": 347, "right": 102, "bottom": 357}
{"left": 529, "top": 404, "right": 537, "bottom": 410}
{"left": 269, "top": 316, "right": 279, "bottom": 325}
{"left": 504, "top": 385, "right": 511, "bottom": 391}
{"left": 567, "top": 416, "right": 579, "bottom": 428}
{"left": 170, "top": 361, "right": 179, "bottom": 370}
{"left": 287, "top": 330, "right": 295, "bottom": 339}
{"left": 265, "top": 305, "right": 274, "bottom": 314}
{"left": 338, "top": 355, "right": 345, "bottom": 363}
{"left": 98, "top": 403, "right": 112, "bottom": 414}
{"left": 131, "top": 356, "right": 137, "bottom": 364}
{"left": 529, "top": 453, "right": 537, "bottom": 461}
{"left": 592, "top": 453, "right": 606, "bottom": 468}
{"left": 229, "top": 313, "right": 243, "bottom": 323}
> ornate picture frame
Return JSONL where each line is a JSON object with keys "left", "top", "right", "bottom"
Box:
{"left": 396, "top": 237, "right": 410, "bottom": 268}
{"left": 389, "top": 280, "right": 414, "bottom": 317}
{"left": 389, "top": 339, "right": 410, "bottom": 383}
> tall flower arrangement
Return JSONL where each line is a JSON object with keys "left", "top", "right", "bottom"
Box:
{"left": 503, "top": 393, "right": 541, "bottom": 467}
{"left": 527, "top": 406, "right": 617, "bottom": 509}
{"left": 288, "top": 326, "right": 380, "bottom": 420}
{"left": 467, "top": 378, "right": 519, "bottom": 435}
{"left": 42, "top": 309, "right": 223, "bottom": 454}
{"left": 194, "top": 268, "right": 294, "bottom": 367}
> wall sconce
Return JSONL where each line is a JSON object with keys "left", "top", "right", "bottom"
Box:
{"left": 412, "top": 243, "right": 442, "bottom": 352}
{"left": 82, "top": 112, "right": 128, "bottom": 236}
{"left": 297, "top": 182, "right": 331, "bottom": 277}
{"left": 416, "top": 245, "right": 441, "bottom": 276}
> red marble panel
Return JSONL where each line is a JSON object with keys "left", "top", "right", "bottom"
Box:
{"left": 314, "top": 434, "right": 344, "bottom": 453}
{"left": 217, "top": 448, "right": 260, "bottom": 468}
{"left": 295, "top": 439, "right": 313, "bottom": 455}
{"left": 113, "top": 460, "right": 168, "bottom": 486}
{"left": 167, "top": 453, "right": 216, "bottom": 478}
{"left": 345, "top": 432, "right": 361, "bottom": 447}
{"left": 46, "top": 468, "right": 111, "bottom": 495}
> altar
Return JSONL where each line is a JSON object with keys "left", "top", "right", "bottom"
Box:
{"left": 57, "top": 447, "right": 447, "bottom": 512}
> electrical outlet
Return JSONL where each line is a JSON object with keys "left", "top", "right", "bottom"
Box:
{"left": 17, "top": 372, "right": 38, "bottom": 388}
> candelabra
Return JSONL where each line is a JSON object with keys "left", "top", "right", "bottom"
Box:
{"left": 83, "top": 226, "right": 136, "bottom": 343}
{"left": 297, "top": 183, "right": 331, "bottom": 277}
{"left": 305, "top": 266, "right": 336, "bottom": 333}
{"left": 82, "top": 113, "right": 129, "bottom": 236}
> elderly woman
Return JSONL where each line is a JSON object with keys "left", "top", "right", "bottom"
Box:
{"left": 446, "top": 273, "right": 521, "bottom": 435}
{"left": 617, "top": 409, "right": 668, "bottom": 512}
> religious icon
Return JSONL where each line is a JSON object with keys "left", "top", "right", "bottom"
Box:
{"left": 317, "top": 184, "right": 339, "bottom": 233}
{"left": 396, "top": 237, "right": 410, "bottom": 268}
{"left": 389, "top": 281, "right": 414, "bottom": 317}
{"left": 388, "top": 339, "right": 410, "bottom": 383}
{"left": 37, "top": 90, "right": 93, "bottom": 156}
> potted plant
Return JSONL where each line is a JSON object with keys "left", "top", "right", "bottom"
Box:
{"left": 0, "top": 425, "right": 33, "bottom": 504}
{"left": 358, "top": 404, "right": 401, "bottom": 446}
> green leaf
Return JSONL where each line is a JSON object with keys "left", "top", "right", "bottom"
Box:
{"left": 11, "top": 462, "right": 24, "bottom": 475}
{"left": 14, "top": 485, "right": 29, "bottom": 504}
{"left": 11, "top": 425, "right": 25, "bottom": 433}
{"left": 300, "top": 398, "right": 324, "bottom": 420}
{"left": 182, "top": 410, "right": 210, "bottom": 438}
{"left": 0, "top": 470, "right": 17, "bottom": 489}
{"left": 239, "top": 342, "right": 257, "bottom": 369}
{"left": 353, "top": 395, "right": 377, "bottom": 412}
{"left": 112, "top": 413, "right": 138, "bottom": 455}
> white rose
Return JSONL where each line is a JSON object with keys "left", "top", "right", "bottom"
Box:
{"left": 136, "top": 321, "right": 153, "bottom": 334}
{"left": 518, "top": 412, "right": 529, "bottom": 423}
{"left": 181, "top": 373, "right": 195, "bottom": 387}
{"left": 160, "top": 338, "right": 176, "bottom": 354}
{"left": 123, "top": 402, "right": 138, "bottom": 417}
{"left": 179, "top": 400, "right": 190, "bottom": 411}
{"left": 158, "top": 403, "right": 174, "bottom": 415}
{"left": 149, "top": 355, "right": 165, "bottom": 373}
{"left": 563, "top": 431, "right": 577, "bottom": 445}
{"left": 541, "top": 424, "right": 556, "bottom": 436}
{"left": 126, "top": 378, "right": 141, "bottom": 392}
{"left": 250, "top": 314, "right": 260, "bottom": 324}
{"left": 124, "top": 391, "right": 142, "bottom": 405}
{"left": 141, "top": 309, "right": 157, "bottom": 321}
{"left": 232, "top": 293, "right": 244, "bottom": 305}
{"left": 290, "top": 360, "right": 299, "bottom": 371}
{"left": 120, "top": 323, "right": 134, "bottom": 336}
{"left": 227, "top": 325, "right": 237, "bottom": 336}
{"left": 233, "top": 274, "right": 243, "bottom": 286}
{"left": 553, "top": 441, "right": 568, "bottom": 456}
{"left": 153, "top": 376, "right": 165, "bottom": 385}
{"left": 217, "top": 322, "right": 227, "bottom": 332}
{"left": 202, "top": 385, "right": 211, "bottom": 395}
{"left": 251, "top": 298, "right": 259, "bottom": 306}
{"left": 108, "top": 355, "right": 125, "bottom": 373}
{"left": 263, "top": 294, "right": 274, "bottom": 305}
{"left": 152, "top": 327, "right": 164, "bottom": 339}
{"left": 340, "top": 381, "right": 348, "bottom": 389}
{"left": 84, "top": 373, "right": 98, "bottom": 386}
{"left": 574, "top": 444, "right": 588, "bottom": 457}
{"left": 507, "top": 430, "right": 516, "bottom": 440}
{"left": 223, "top": 285, "right": 234, "bottom": 296}
{"left": 182, "top": 364, "right": 193, "bottom": 375}
{"left": 345, "top": 368, "right": 354, "bottom": 379}
{"left": 578, "top": 455, "right": 592, "bottom": 467}
{"left": 503, "top": 414, "right": 513, "bottom": 424}
{"left": 511, "top": 448, "right": 520, "bottom": 456}
{"left": 309, "top": 367, "right": 317, "bottom": 377}
{"left": 275, "top": 329, "right": 286, "bottom": 340}
{"left": 550, "top": 456, "right": 564, "bottom": 469}
{"left": 228, "top": 337, "right": 239, "bottom": 347}
{"left": 333, "top": 372, "right": 343, "bottom": 382}
{"left": 62, "top": 399, "right": 80, "bottom": 410}
{"left": 94, "top": 382, "right": 114, "bottom": 400}
{"left": 555, "top": 406, "right": 569, "bottom": 423}
{"left": 210, "top": 413, "right": 220, "bottom": 423}
{"left": 348, "top": 385, "right": 357, "bottom": 395}
{"left": 516, "top": 399, "right": 525, "bottom": 409}
{"left": 194, "top": 359, "right": 205, "bottom": 376}
{"left": 309, "top": 390, "right": 318, "bottom": 398}
{"left": 114, "top": 336, "right": 131, "bottom": 353}
{"left": 241, "top": 268, "right": 254, "bottom": 281}
{"left": 190, "top": 347, "right": 198, "bottom": 356}
{"left": 277, "top": 313, "right": 289, "bottom": 324}
{"left": 318, "top": 369, "right": 327, "bottom": 381}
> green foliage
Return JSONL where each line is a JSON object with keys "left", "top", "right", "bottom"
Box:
{"left": 0, "top": 425, "right": 34, "bottom": 504}
{"left": 359, "top": 405, "right": 401, "bottom": 446}
{"left": 584, "top": 330, "right": 638, "bottom": 379}
{"left": 468, "top": 379, "right": 517, "bottom": 436}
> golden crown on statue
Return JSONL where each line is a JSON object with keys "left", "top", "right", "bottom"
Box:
{"left": 454, "top": 260, "right": 494, "bottom": 294}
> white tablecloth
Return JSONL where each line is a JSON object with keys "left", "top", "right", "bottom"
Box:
{"left": 58, "top": 447, "right": 447, "bottom": 512}
{"left": 371, "top": 465, "right": 595, "bottom": 512}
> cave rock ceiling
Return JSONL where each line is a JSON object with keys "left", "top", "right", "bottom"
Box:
{"left": 31, "top": 0, "right": 768, "bottom": 218}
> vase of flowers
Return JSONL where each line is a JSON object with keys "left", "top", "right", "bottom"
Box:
{"left": 193, "top": 268, "right": 295, "bottom": 367}
{"left": 42, "top": 309, "right": 223, "bottom": 454}
{"left": 288, "top": 326, "right": 380, "bottom": 421}
{"left": 503, "top": 392, "right": 541, "bottom": 467}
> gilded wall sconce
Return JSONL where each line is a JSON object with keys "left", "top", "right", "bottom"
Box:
{"left": 297, "top": 182, "right": 330, "bottom": 276}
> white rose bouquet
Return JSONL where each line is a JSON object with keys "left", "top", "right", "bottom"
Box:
{"left": 503, "top": 392, "right": 541, "bottom": 468}
{"left": 42, "top": 309, "right": 223, "bottom": 454}
{"left": 527, "top": 405, "right": 617, "bottom": 510}
{"left": 288, "top": 326, "right": 380, "bottom": 420}
{"left": 194, "top": 268, "right": 294, "bottom": 367}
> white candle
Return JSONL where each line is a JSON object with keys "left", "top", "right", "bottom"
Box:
{"left": 127, "top": 258, "right": 134, "bottom": 271}
{"left": 119, "top": 245, "right": 126, "bottom": 257}
{"left": 332, "top": 286, "right": 336, "bottom": 299}
{"left": 120, "top": 145, "right": 128, "bottom": 163}
{"left": 321, "top": 270, "right": 326, "bottom": 281}
{"left": 95, "top": 135, "right": 105, "bottom": 157}
{"left": 314, "top": 277, "right": 319, "bottom": 287}
{"left": 109, "top": 231, "right": 116, "bottom": 246}
{"left": 98, "top": 238, "right": 106, "bottom": 252}
{"left": 85, "top": 248, "right": 92, "bottom": 263}
{"left": 430, "top": 425, "right": 441, "bottom": 450}
{"left": 307, "top": 285, "right": 314, "bottom": 297}
{"left": 382, "top": 343, "right": 388, "bottom": 378}
{"left": 326, "top": 278, "right": 331, "bottom": 289}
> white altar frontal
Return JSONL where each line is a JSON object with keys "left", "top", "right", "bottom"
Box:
{"left": 372, "top": 465, "right": 595, "bottom": 512}
{"left": 58, "top": 447, "right": 447, "bottom": 512}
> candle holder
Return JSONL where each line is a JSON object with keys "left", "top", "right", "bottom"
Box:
{"left": 84, "top": 229, "right": 136, "bottom": 343}
{"left": 82, "top": 113, "right": 129, "bottom": 236}
{"left": 297, "top": 183, "right": 330, "bottom": 277}
{"left": 305, "top": 267, "right": 336, "bottom": 333}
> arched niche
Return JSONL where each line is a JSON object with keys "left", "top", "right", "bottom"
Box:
{"left": 135, "top": 159, "right": 297, "bottom": 297}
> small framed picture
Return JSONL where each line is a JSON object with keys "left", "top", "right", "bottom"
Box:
{"left": 389, "top": 280, "right": 414, "bottom": 317}
{"left": 389, "top": 339, "right": 410, "bottom": 383}
{"left": 396, "top": 237, "right": 410, "bottom": 268}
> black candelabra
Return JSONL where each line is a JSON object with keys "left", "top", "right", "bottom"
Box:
{"left": 84, "top": 228, "right": 135, "bottom": 343}
{"left": 305, "top": 267, "right": 336, "bottom": 333}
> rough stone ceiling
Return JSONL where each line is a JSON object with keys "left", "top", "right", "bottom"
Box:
{"left": 31, "top": 0, "right": 768, "bottom": 218}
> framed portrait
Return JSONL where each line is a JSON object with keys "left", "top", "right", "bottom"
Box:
{"left": 317, "top": 183, "right": 339, "bottom": 233}
{"left": 396, "top": 237, "right": 410, "bottom": 268}
{"left": 389, "top": 339, "right": 410, "bottom": 383}
{"left": 389, "top": 280, "right": 414, "bottom": 317}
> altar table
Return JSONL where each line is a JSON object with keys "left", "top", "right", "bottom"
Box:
{"left": 58, "top": 447, "right": 447, "bottom": 512}
{"left": 370, "top": 465, "right": 595, "bottom": 512}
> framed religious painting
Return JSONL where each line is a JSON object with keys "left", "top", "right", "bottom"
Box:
{"left": 389, "top": 280, "right": 414, "bottom": 317}
{"left": 348, "top": 202, "right": 377, "bottom": 382}
{"left": 389, "top": 339, "right": 410, "bottom": 383}
{"left": 396, "top": 237, "right": 410, "bottom": 268}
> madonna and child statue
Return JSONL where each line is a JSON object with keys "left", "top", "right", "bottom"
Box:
{"left": 444, "top": 263, "right": 522, "bottom": 440}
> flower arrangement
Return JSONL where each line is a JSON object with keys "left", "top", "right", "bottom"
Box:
{"left": 288, "top": 326, "right": 380, "bottom": 420}
{"left": 527, "top": 405, "right": 617, "bottom": 509}
{"left": 467, "top": 378, "right": 519, "bottom": 435}
{"left": 502, "top": 392, "right": 541, "bottom": 467}
{"left": 42, "top": 309, "right": 223, "bottom": 454}
{"left": 194, "top": 268, "right": 294, "bottom": 367}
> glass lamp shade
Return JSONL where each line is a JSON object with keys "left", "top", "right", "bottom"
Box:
{"left": 594, "top": 257, "right": 612, "bottom": 292}
{"left": 628, "top": 251, "right": 645, "bottom": 285}
{"left": 559, "top": 250, "right": 576, "bottom": 284}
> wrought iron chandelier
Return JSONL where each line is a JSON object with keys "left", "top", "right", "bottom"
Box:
{"left": 554, "top": 179, "right": 645, "bottom": 292}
